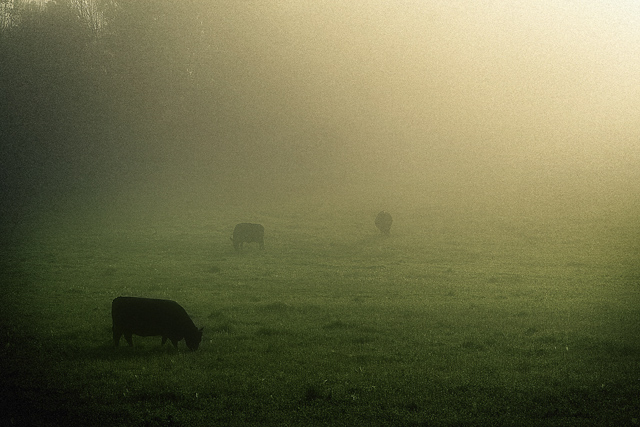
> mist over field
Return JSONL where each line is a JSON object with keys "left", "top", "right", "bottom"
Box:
{"left": 1, "top": 0, "right": 639, "bottom": 224}
{"left": 1, "top": 1, "right": 639, "bottom": 425}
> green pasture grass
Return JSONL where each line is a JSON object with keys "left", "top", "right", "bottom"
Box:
{"left": 1, "top": 201, "right": 638, "bottom": 426}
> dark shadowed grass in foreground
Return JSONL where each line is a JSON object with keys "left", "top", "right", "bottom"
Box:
{"left": 1, "top": 202, "right": 638, "bottom": 426}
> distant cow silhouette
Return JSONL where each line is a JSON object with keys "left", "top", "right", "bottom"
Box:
{"left": 231, "top": 223, "right": 265, "bottom": 251}
{"left": 375, "top": 211, "right": 393, "bottom": 235}
{"left": 112, "top": 297, "right": 203, "bottom": 350}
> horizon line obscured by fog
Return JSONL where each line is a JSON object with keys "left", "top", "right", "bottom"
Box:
{"left": 1, "top": 0, "right": 638, "bottom": 222}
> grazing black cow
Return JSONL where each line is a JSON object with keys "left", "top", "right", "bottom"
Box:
{"left": 112, "top": 297, "right": 203, "bottom": 350}
{"left": 231, "top": 223, "right": 264, "bottom": 251}
{"left": 375, "top": 211, "right": 393, "bottom": 235}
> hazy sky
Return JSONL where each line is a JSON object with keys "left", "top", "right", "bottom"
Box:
{"left": 7, "top": 1, "right": 636, "bottom": 215}
{"left": 176, "top": 0, "right": 638, "bottom": 207}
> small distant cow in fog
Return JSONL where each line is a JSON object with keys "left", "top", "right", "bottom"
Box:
{"left": 112, "top": 297, "right": 203, "bottom": 350}
{"left": 231, "top": 223, "right": 265, "bottom": 251}
{"left": 375, "top": 211, "right": 393, "bottom": 235}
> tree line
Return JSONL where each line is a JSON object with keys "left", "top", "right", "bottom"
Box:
{"left": 1, "top": 0, "right": 218, "bottom": 203}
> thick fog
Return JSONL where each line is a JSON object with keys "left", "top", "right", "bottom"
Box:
{"left": 200, "top": 1, "right": 640, "bottom": 210}
{"left": 2, "top": 0, "right": 639, "bottom": 220}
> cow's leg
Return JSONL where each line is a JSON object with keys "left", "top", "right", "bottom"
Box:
{"left": 161, "top": 336, "right": 167, "bottom": 346}
{"left": 124, "top": 333, "right": 134, "bottom": 347}
{"left": 171, "top": 339, "right": 179, "bottom": 348}
{"left": 113, "top": 326, "right": 122, "bottom": 347}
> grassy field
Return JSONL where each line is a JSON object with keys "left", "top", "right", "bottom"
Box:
{"left": 1, "top": 198, "right": 638, "bottom": 426}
